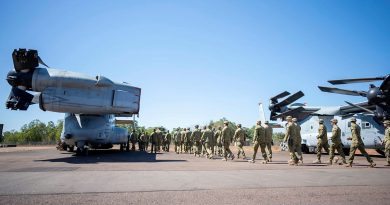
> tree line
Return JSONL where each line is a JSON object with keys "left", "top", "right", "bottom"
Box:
{"left": 2, "top": 118, "right": 285, "bottom": 145}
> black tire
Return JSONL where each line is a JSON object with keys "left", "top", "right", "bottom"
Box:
{"left": 120, "top": 144, "right": 124, "bottom": 151}
{"left": 376, "top": 149, "right": 385, "bottom": 157}
{"left": 69, "top": 146, "right": 74, "bottom": 152}
{"left": 301, "top": 145, "right": 310, "bottom": 154}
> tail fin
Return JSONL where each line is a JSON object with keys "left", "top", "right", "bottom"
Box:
{"left": 258, "top": 102, "right": 267, "bottom": 123}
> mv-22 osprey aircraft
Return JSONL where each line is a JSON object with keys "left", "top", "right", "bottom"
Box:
{"left": 262, "top": 81, "right": 388, "bottom": 155}
{"left": 5, "top": 49, "right": 141, "bottom": 155}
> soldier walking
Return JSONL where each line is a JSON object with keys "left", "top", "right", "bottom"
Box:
{"left": 283, "top": 116, "right": 299, "bottom": 165}
{"left": 150, "top": 129, "right": 158, "bottom": 154}
{"left": 292, "top": 118, "right": 303, "bottom": 164}
{"left": 346, "top": 117, "right": 376, "bottom": 167}
{"left": 180, "top": 128, "right": 186, "bottom": 153}
{"left": 263, "top": 121, "right": 273, "bottom": 162}
{"left": 164, "top": 130, "right": 172, "bottom": 152}
{"left": 383, "top": 120, "right": 390, "bottom": 166}
{"left": 174, "top": 128, "right": 181, "bottom": 154}
{"left": 249, "top": 121, "right": 268, "bottom": 163}
{"left": 191, "top": 125, "right": 202, "bottom": 157}
{"left": 234, "top": 124, "right": 246, "bottom": 159}
{"left": 201, "top": 125, "right": 214, "bottom": 159}
{"left": 221, "top": 121, "right": 235, "bottom": 161}
{"left": 328, "top": 119, "right": 347, "bottom": 165}
{"left": 313, "top": 119, "right": 329, "bottom": 164}
{"left": 215, "top": 127, "right": 223, "bottom": 156}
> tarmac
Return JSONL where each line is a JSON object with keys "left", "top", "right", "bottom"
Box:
{"left": 0, "top": 145, "right": 389, "bottom": 205}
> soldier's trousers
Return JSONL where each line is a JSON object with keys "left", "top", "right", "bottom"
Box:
{"left": 294, "top": 142, "right": 302, "bottom": 161}
{"left": 174, "top": 142, "right": 180, "bottom": 153}
{"left": 288, "top": 139, "right": 298, "bottom": 163}
{"left": 329, "top": 142, "right": 346, "bottom": 162}
{"left": 204, "top": 142, "right": 213, "bottom": 157}
{"left": 265, "top": 142, "right": 272, "bottom": 159}
{"left": 253, "top": 142, "right": 267, "bottom": 161}
{"left": 385, "top": 142, "right": 390, "bottom": 165}
{"left": 316, "top": 139, "right": 329, "bottom": 160}
{"left": 194, "top": 141, "right": 202, "bottom": 155}
{"left": 236, "top": 142, "right": 246, "bottom": 158}
{"left": 348, "top": 143, "right": 373, "bottom": 164}
{"left": 151, "top": 143, "right": 157, "bottom": 153}
{"left": 223, "top": 142, "right": 234, "bottom": 159}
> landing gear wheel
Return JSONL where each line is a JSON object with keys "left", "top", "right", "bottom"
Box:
{"left": 120, "top": 144, "right": 124, "bottom": 151}
{"left": 68, "top": 146, "right": 74, "bottom": 152}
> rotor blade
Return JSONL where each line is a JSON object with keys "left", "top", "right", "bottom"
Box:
{"left": 344, "top": 101, "right": 374, "bottom": 114}
{"left": 38, "top": 56, "right": 49, "bottom": 68}
{"left": 273, "top": 106, "right": 305, "bottom": 119}
{"left": 318, "top": 86, "right": 367, "bottom": 97}
{"left": 273, "top": 91, "right": 304, "bottom": 108}
{"left": 380, "top": 75, "right": 390, "bottom": 91}
{"left": 328, "top": 77, "right": 386, "bottom": 85}
{"left": 5, "top": 87, "right": 34, "bottom": 110}
{"left": 270, "top": 91, "right": 290, "bottom": 101}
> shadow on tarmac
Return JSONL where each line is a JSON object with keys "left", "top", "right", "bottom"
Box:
{"left": 35, "top": 150, "right": 187, "bottom": 164}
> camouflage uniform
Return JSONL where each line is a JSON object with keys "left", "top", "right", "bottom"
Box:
{"left": 315, "top": 120, "right": 329, "bottom": 163}
{"left": 328, "top": 119, "right": 346, "bottom": 165}
{"left": 234, "top": 125, "right": 246, "bottom": 159}
{"left": 185, "top": 128, "right": 192, "bottom": 154}
{"left": 201, "top": 126, "right": 214, "bottom": 159}
{"left": 180, "top": 128, "right": 186, "bottom": 153}
{"left": 293, "top": 119, "right": 302, "bottom": 162}
{"left": 263, "top": 122, "right": 273, "bottom": 161}
{"left": 284, "top": 117, "right": 298, "bottom": 165}
{"left": 164, "top": 131, "right": 172, "bottom": 152}
{"left": 250, "top": 121, "right": 268, "bottom": 163}
{"left": 157, "top": 130, "right": 163, "bottom": 152}
{"left": 130, "top": 131, "right": 137, "bottom": 151}
{"left": 221, "top": 122, "right": 234, "bottom": 161}
{"left": 191, "top": 126, "right": 202, "bottom": 157}
{"left": 347, "top": 118, "right": 375, "bottom": 167}
{"left": 383, "top": 120, "right": 390, "bottom": 166}
{"left": 174, "top": 129, "right": 181, "bottom": 154}
{"left": 150, "top": 130, "right": 158, "bottom": 154}
{"left": 144, "top": 133, "right": 150, "bottom": 151}
{"left": 139, "top": 132, "right": 146, "bottom": 151}
{"left": 214, "top": 127, "right": 223, "bottom": 156}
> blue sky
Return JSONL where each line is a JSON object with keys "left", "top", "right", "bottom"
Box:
{"left": 0, "top": 0, "right": 389, "bottom": 131}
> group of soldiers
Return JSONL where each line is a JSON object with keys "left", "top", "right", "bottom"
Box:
{"left": 128, "top": 118, "right": 390, "bottom": 168}
{"left": 284, "top": 115, "right": 390, "bottom": 167}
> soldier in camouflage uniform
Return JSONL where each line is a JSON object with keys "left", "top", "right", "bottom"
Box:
{"left": 292, "top": 118, "right": 303, "bottom": 164}
{"left": 150, "top": 129, "right": 158, "bottom": 154}
{"left": 180, "top": 128, "right": 186, "bottom": 153}
{"left": 201, "top": 125, "right": 214, "bottom": 159}
{"left": 221, "top": 121, "right": 235, "bottom": 161}
{"left": 191, "top": 125, "right": 202, "bottom": 157}
{"left": 263, "top": 121, "right": 273, "bottom": 162}
{"left": 383, "top": 120, "right": 390, "bottom": 166}
{"left": 157, "top": 129, "right": 163, "bottom": 152}
{"left": 313, "top": 119, "right": 329, "bottom": 164}
{"left": 164, "top": 130, "right": 172, "bottom": 152}
{"left": 174, "top": 128, "right": 181, "bottom": 154}
{"left": 130, "top": 130, "right": 137, "bottom": 151}
{"left": 144, "top": 132, "right": 150, "bottom": 151}
{"left": 249, "top": 121, "right": 268, "bottom": 164}
{"left": 185, "top": 128, "right": 192, "bottom": 154}
{"left": 346, "top": 117, "right": 376, "bottom": 167}
{"left": 328, "top": 119, "right": 347, "bottom": 165}
{"left": 283, "top": 116, "right": 299, "bottom": 165}
{"left": 234, "top": 124, "right": 246, "bottom": 159}
{"left": 139, "top": 131, "right": 146, "bottom": 151}
{"left": 214, "top": 127, "right": 223, "bottom": 156}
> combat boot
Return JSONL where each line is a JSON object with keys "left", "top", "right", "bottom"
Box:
{"left": 369, "top": 162, "right": 376, "bottom": 168}
{"left": 345, "top": 163, "right": 353, "bottom": 167}
{"left": 248, "top": 159, "right": 255, "bottom": 163}
{"left": 262, "top": 160, "right": 267, "bottom": 164}
{"left": 313, "top": 159, "right": 321, "bottom": 164}
{"left": 334, "top": 157, "right": 339, "bottom": 164}
{"left": 231, "top": 155, "right": 235, "bottom": 160}
{"left": 327, "top": 160, "right": 333, "bottom": 165}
